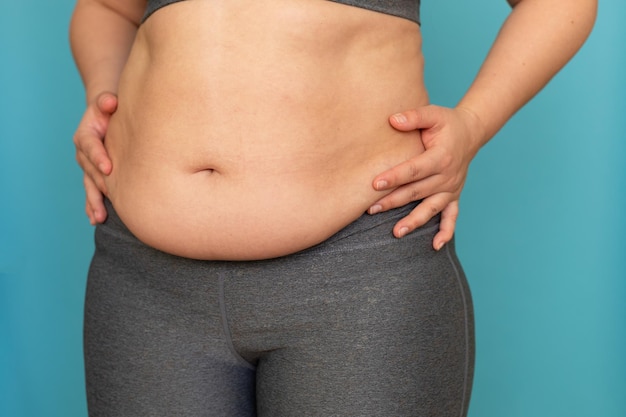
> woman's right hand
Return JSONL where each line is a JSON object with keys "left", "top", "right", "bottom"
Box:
{"left": 72, "top": 92, "right": 117, "bottom": 225}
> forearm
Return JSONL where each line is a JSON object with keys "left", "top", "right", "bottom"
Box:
{"left": 69, "top": 0, "right": 145, "bottom": 103}
{"left": 457, "top": 0, "right": 597, "bottom": 150}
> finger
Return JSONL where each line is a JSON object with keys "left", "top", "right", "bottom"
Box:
{"left": 84, "top": 175, "right": 108, "bottom": 224}
{"left": 74, "top": 129, "right": 113, "bottom": 175}
{"left": 388, "top": 105, "right": 443, "bottom": 132}
{"left": 433, "top": 201, "right": 459, "bottom": 251}
{"left": 392, "top": 193, "right": 453, "bottom": 238}
{"left": 373, "top": 149, "right": 442, "bottom": 191}
{"left": 369, "top": 174, "right": 445, "bottom": 214}
{"left": 85, "top": 199, "right": 95, "bottom": 226}
{"left": 77, "top": 151, "right": 109, "bottom": 195}
{"left": 96, "top": 91, "right": 118, "bottom": 115}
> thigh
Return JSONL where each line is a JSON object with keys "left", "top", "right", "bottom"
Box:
{"left": 84, "top": 217, "right": 256, "bottom": 417}
{"left": 252, "top": 233, "right": 474, "bottom": 417}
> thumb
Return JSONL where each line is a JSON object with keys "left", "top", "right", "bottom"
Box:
{"left": 96, "top": 91, "right": 118, "bottom": 115}
{"left": 388, "top": 105, "right": 442, "bottom": 132}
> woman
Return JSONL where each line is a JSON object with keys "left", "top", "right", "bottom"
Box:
{"left": 70, "top": 0, "right": 596, "bottom": 415}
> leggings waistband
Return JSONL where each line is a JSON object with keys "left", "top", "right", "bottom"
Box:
{"left": 101, "top": 199, "right": 441, "bottom": 258}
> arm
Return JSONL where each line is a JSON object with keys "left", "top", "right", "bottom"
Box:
{"left": 69, "top": 0, "right": 146, "bottom": 223}
{"left": 371, "top": 0, "right": 597, "bottom": 249}
{"left": 457, "top": 0, "right": 597, "bottom": 144}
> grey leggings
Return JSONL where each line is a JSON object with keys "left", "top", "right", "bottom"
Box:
{"left": 84, "top": 200, "right": 474, "bottom": 416}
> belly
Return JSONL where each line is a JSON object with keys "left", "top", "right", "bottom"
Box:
{"left": 104, "top": 0, "right": 428, "bottom": 260}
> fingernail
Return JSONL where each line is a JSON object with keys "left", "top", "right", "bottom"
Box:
{"left": 375, "top": 180, "right": 388, "bottom": 190}
{"left": 392, "top": 113, "right": 408, "bottom": 123}
{"left": 435, "top": 241, "right": 445, "bottom": 251}
{"left": 369, "top": 204, "right": 382, "bottom": 214}
{"left": 397, "top": 227, "right": 409, "bottom": 238}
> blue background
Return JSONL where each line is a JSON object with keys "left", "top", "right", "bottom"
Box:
{"left": 1, "top": 1, "right": 624, "bottom": 416}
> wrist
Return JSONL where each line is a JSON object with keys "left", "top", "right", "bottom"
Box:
{"left": 454, "top": 105, "right": 488, "bottom": 157}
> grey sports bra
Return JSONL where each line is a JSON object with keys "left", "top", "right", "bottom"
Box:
{"left": 142, "top": 0, "right": 420, "bottom": 25}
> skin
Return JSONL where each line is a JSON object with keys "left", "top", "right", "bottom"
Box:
{"left": 370, "top": 0, "right": 597, "bottom": 249}
{"left": 73, "top": 0, "right": 432, "bottom": 260}
{"left": 71, "top": 0, "right": 597, "bottom": 252}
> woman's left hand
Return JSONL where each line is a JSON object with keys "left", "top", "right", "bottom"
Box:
{"left": 369, "top": 105, "right": 485, "bottom": 250}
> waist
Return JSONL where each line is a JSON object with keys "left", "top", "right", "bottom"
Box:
{"left": 103, "top": 133, "right": 423, "bottom": 260}
{"left": 102, "top": 0, "right": 429, "bottom": 260}
{"left": 104, "top": 105, "right": 425, "bottom": 260}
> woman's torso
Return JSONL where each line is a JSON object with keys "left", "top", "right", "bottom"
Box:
{"left": 104, "top": 0, "right": 428, "bottom": 260}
